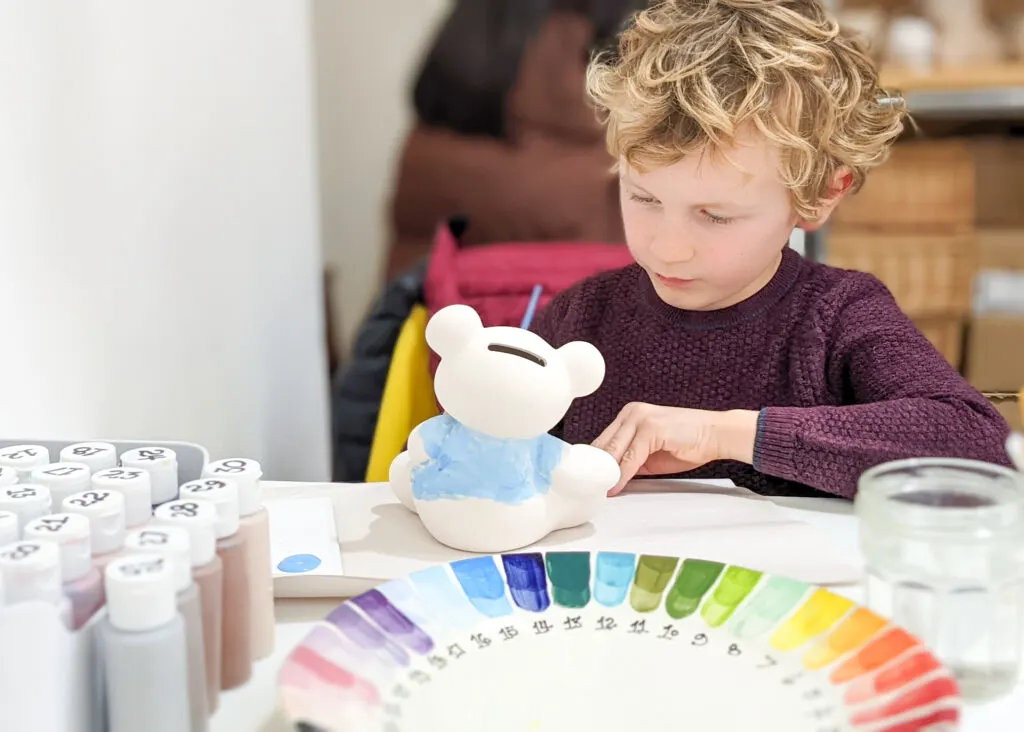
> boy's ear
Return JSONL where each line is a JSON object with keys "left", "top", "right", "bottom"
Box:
{"left": 798, "top": 167, "right": 854, "bottom": 232}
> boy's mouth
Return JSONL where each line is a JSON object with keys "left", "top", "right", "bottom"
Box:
{"left": 654, "top": 273, "right": 696, "bottom": 289}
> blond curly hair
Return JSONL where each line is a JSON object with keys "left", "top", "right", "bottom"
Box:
{"left": 586, "top": 0, "right": 906, "bottom": 220}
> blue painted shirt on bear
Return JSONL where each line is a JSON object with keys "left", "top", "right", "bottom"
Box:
{"left": 411, "top": 414, "right": 566, "bottom": 505}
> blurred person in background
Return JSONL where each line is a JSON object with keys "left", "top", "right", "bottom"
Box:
{"left": 386, "top": 0, "right": 648, "bottom": 279}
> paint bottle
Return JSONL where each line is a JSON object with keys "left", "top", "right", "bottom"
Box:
{"left": 179, "top": 479, "right": 251, "bottom": 690}
{"left": 92, "top": 467, "right": 153, "bottom": 528}
{"left": 23, "top": 512, "right": 104, "bottom": 630}
{"left": 0, "top": 484, "right": 52, "bottom": 529}
{"left": 119, "top": 446, "right": 179, "bottom": 506}
{"left": 100, "top": 554, "right": 190, "bottom": 732}
{"left": 123, "top": 526, "right": 208, "bottom": 732}
{"left": 154, "top": 499, "right": 223, "bottom": 714}
{"left": 202, "top": 458, "right": 273, "bottom": 659}
{"left": 0, "top": 444, "right": 50, "bottom": 482}
{"left": 31, "top": 461, "right": 91, "bottom": 508}
{"left": 0, "top": 540, "right": 71, "bottom": 626}
{"left": 63, "top": 488, "right": 127, "bottom": 570}
{"left": 60, "top": 441, "right": 118, "bottom": 474}
{"left": 0, "top": 511, "right": 18, "bottom": 545}
{"left": 0, "top": 465, "right": 18, "bottom": 488}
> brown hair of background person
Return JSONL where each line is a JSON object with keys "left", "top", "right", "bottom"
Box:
{"left": 386, "top": 0, "right": 647, "bottom": 280}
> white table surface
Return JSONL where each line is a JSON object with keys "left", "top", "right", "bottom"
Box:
{"left": 210, "top": 484, "right": 1024, "bottom": 732}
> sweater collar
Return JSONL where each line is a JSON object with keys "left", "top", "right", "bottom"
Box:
{"left": 636, "top": 246, "right": 803, "bottom": 330}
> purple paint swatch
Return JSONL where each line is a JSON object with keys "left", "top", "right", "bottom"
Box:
{"left": 350, "top": 590, "right": 434, "bottom": 654}
{"left": 501, "top": 553, "right": 550, "bottom": 612}
{"left": 326, "top": 605, "right": 410, "bottom": 667}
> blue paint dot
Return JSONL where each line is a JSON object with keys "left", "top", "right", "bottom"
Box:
{"left": 277, "top": 554, "right": 322, "bottom": 573}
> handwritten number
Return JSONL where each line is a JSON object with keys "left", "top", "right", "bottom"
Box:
{"left": 691, "top": 633, "right": 708, "bottom": 647}
{"left": 757, "top": 655, "right": 778, "bottom": 669}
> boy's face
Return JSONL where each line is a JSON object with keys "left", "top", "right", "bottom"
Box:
{"left": 620, "top": 132, "right": 829, "bottom": 311}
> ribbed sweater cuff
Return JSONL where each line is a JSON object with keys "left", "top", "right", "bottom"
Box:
{"left": 752, "top": 407, "right": 802, "bottom": 480}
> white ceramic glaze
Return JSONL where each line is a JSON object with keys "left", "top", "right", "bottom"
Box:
{"left": 389, "top": 304, "right": 620, "bottom": 553}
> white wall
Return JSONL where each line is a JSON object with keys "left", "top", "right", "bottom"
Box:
{"left": 0, "top": 1, "right": 329, "bottom": 481}
{"left": 312, "top": 0, "right": 452, "bottom": 355}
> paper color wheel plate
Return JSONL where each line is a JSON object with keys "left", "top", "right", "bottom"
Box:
{"left": 277, "top": 552, "right": 961, "bottom": 731}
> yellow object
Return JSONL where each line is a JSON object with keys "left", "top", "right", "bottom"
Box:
{"left": 365, "top": 305, "right": 439, "bottom": 482}
{"left": 768, "top": 588, "right": 855, "bottom": 653}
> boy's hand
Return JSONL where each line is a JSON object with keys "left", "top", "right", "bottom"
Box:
{"left": 592, "top": 403, "right": 759, "bottom": 496}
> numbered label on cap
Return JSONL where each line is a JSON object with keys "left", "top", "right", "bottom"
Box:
{"left": 26, "top": 514, "right": 73, "bottom": 534}
{"left": 122, "top": 447, "right": 173, "bottom": 463}
{"left": 94, "top": 467, "right": 147, "bottom": 482}
{"left": 181, "top": 479, "right": 231, "bottom": 495}
{"left": 162, "top": 500, "right": 205, "bottom": 519}
{"left": 206, "top": 458, "right": 259, "bottom": 475}
{"left": 131, "top": 528, "right": 174, "bottom": 546}
{"left": 114, "top": 555, "right": 167, "bottom": 577}
{"left": 2, "top": 485, "right": 45, "bottom": 501}
{"left": 0, "top": 445, "right": 47, "bottom": 464}
{"left": 65, "top": 489, "right": 115, "bottom": 509}
{"left": 35, "top": 462, "right": 89, "bottom": 480}
{"left": 62, "top": 442, "right": 115, "bottom": 459}
{"left": 0, "top": 541, "right": 45, "bottom": 562}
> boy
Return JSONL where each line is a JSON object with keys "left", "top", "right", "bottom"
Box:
{"left": 531, "top": 0, "right": 1011, "bottom": 499}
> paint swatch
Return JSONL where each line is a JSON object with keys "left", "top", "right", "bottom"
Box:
{"left": 279, "top": 551, "right": 960, "bottom": 732}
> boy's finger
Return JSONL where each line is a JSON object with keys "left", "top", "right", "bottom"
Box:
{"left": 609, "top": 428, "right": 652, "bottom": 495}
{"left": 596, "top": 421, "right": 637, "bottom": 463}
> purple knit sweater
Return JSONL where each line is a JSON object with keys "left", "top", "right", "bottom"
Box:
{"left": 531, "top": 248, "right": 1011, "bottom": 499}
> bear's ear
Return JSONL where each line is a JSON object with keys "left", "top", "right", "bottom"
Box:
{"left": 557, "top": 341, "right": 605, "bottom": 398}
{"left": 426, "top": 304, "right": 483, "bottom": 358}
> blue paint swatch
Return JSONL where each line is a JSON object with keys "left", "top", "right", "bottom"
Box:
{"left": 407, "top": 566, "right": 481, "bottom": 629}
{"left": 501, "top": 553, "right": 550, "bottom": 612}
{"left": 277, "top": 554, "right": 322, "bottom": 574}
{"left": 450, "top": 556, "right": 513, "bottom": 618}
{"left": 594, "top": 552, "right": 636, "bottom": 607}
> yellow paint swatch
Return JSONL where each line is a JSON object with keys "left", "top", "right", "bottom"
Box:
{"left": 769, "top": 589, "right": 854, "bottom": 652}
{"left": 802, "top": 607, "right": 888, "bottom": 670}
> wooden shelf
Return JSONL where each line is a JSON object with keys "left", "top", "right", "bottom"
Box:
{"left": 879, "top": 64, "right": 1024, "bottom": 118}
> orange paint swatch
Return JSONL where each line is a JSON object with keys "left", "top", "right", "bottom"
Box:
{"left": 829, "top": 628, "right": 919, "bottom": 684}
{"left": 851, "top": 676, "right": 959, "bottom": 726}
{"left": 769, "top": 589, "right": 854, "bottom": 652}
{"left": 872, "top": 706, "right": 960, "bottom": 732}
{"left": 802, "top": 608, "right": 888, "bottom": 670}
{"left": 844, "top": 651, "right": 943, "bottom": 705}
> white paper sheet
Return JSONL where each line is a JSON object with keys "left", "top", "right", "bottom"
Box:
{"left": 267, "top": 479, "right": 862, "bottom": 598}
{"left": 265, "top": 497, "right": 344, "bottom": 579}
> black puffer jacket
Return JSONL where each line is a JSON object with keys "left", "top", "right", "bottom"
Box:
{"left": 330, "top": 261, "right": 427, "bottom": 482}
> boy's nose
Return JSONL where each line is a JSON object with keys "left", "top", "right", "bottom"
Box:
{"left": 648, "top": 230, "right": 696, "bottom": 265}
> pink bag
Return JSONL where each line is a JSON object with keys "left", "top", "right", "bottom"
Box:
{"left": 424, "top": 218, "right": 632, "bottom": 329}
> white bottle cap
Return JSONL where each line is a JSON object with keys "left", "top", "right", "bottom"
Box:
{"left": 0, "top": 511, "right": 18, "bottom": 545}
{"left": 202, "top": 458, "right": 263, "bottom": 517}
{"left": 179, "top": 479, "right": 239, "bottom": 539}
{"left": 0, "top": 540, "right": 62, "bottom": 605}
{"left": 62, "top": 489, "right": 126, "bottom": 556}
{"left": 123, "top": 526, "right": 191, "bottom": 593}
{"left": 119, "top": 447, "right": 179, "bottom": 505}
{"left": 0, "top": 445, "right": 51, "bottom": 481}
{"left": 91, "top": 467, "right": 153, "bottom": 528}
{"left": 104, "top": 554, "right": 177, "bottom": 632}
{"left": 60, "top": 442, "right": 118, "bottom": 474}
{"left": 0, "top": 466, "right": 18, "bottom": 488}
{"left": 23, "top": 513, "right": 93, "bottom": 583}
{"left": 153, "top": 500, "right": 218, "bottom": 567}
{"left": 0, "top": 484, "right": 52, "bottom": 527}
{"left": 31, "top": 462, "right": 91, "bottom": 508}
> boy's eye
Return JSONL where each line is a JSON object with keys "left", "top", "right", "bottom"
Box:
{"left": 628, "top": 192, "right": 659, "bottom": 205}
{"left": 701, "top": 209, "right": 733, "bottom": 225}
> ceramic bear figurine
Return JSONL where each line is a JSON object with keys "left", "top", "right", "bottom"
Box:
{"left": 389, "top": 303, "right": 621, "bottom": 553}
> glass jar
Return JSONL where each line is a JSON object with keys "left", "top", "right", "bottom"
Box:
{"left": 856, "top": 458, "right": 1024, "bottom": 701}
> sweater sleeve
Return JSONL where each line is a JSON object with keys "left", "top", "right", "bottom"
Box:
{"left": 754, "top": 277, "right": 1012, "bottom": 498}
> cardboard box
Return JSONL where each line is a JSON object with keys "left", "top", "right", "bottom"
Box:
{"left": 966, "top": 316, "right": 1024, "bottom": 392}
{"left": 985, "top": 392, "right": 1022, "bottom": 432}
{"left": 973, "top": 139, "right": 1024, "bottom": 228}
{"left": 977, "top": 229, "right": 1024, "bottom": 270}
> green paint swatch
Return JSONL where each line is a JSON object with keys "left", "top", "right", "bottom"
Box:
{"left": 664, "top": 559, "right": 724, "bottom": 619}
{"left": 545, "top": 552, "right": 591, "bottom": 608}
{"left": 629, "top": 555, "right": 679, "bottom": 613}
{"left": 728, "top": 576, "right": 810, "bottom": 638}
{"left": 700, "top": 567, "right": 763, "bottom": 628}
